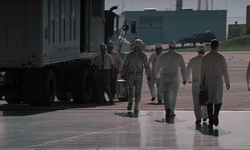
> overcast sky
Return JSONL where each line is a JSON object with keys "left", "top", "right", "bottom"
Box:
{"left": 105, "top": 0, "right": 250, "bottom": 25}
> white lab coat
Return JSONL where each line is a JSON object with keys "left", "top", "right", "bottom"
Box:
{"left": 148, "top": 52, "right": 163, "bottom": 100}
{"left": 121, "top": 49, "right": 151, "bottom": 103}
{"left": 247, "top": 61, "right": 250, "bottom": 90}
{"left": 155, "top": 49, "right": 186, "bottom": 114}
{"left": 94, "top": 53, "right": 114, "bottom": 70}
{"left": 186, "top": 54, "right": 208, "bottom": 120}
{"left": 200, "top": 51, "right": 230, "bottom": 104}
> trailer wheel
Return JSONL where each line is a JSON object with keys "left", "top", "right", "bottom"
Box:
{"left": 72, "top": 66, "right": 93, "bottom": 103}
{"left": 28, "top": 69, "right": 56, "bottom": 107}
{"left": 4, "top": 72, "right": 22, "bottom": 104}
{"left": 56, "top": 89, "right": 72, "bottom": 101}
{"left": 20, "top": 70, "right": 40, "bottom": 106}
{"left": 0, "top": 93, "right": 3, "bottom": 100}
{"left": 41, "top": 69, "right": 56, "bottom": 106}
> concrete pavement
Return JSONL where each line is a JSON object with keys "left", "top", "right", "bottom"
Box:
{"left": 0, "top": 109, "right": 250, "bottom": 149}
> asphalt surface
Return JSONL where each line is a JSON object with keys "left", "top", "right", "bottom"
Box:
{"left": 1, "top": 110, "right": 250, "bottom": 149}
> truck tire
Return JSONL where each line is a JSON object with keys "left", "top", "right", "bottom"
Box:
{"left": 56, "top": 89, "right": 72, "bottom": 101}
{"left": 72, "top": 66, "right": 93, "bottom": 103}
{"left": 20, "top": 70, "right": 32, "bottom": 104}
{"left": 20, "top": 70, "right": 42, "bottom": 106}
{"left": 4, "top": 72, "right": 22, "bottom": 104}
{"left": 29, "top": 69, "right": 56, "bottom": 107}
{"left": 41, "top": 69, "right": 56, "bottom": 106}
{"left": 0, "top": 92, "right": 3, "bottom": 100}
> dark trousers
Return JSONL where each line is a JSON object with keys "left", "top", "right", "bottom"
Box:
{"left": 207, "top": 103, "right": 222, "bottom": 125}
{"left": 110, "top": 69, "right": 117, "bottom": 98}
{"left": 97, "top": 69, "right": 113, "bottom": 104}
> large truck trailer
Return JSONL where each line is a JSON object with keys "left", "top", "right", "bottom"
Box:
{"left": 0, "top": 0, "right": 133, "bottom": 106}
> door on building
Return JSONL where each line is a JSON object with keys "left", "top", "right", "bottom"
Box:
{"left": 139, "top": 27, "right": 163, "bottom": 45}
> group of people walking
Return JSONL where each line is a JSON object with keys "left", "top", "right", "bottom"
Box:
{"left": 95, "top": 38, "right": 249, "bottom": 128}
{"left": 94, "top": 41, "right": 123, "bottom": 105}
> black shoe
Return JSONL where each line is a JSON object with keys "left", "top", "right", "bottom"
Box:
{"left": 195, "top": 120, "right": 201, "bottom": 124}
{"left": 209, "top": 119, "right": 214, "bottom": 128}
{"left": 127, "top": 102, "right": 132, "bottom": 111}
{"left": 109, "top": 100, "right": 115, "bottom": 105}
{"left": 209, "top": 123, "right": 213, "bottom": 128}
{"left": 151, "top": 97, "right": 156, "bottom": 101}
{"left": 165, "top": 108, "right": 171, "bottom": 118}
{"left": 158, "top": 100, "right": 163, "bottom": 104}
{"left": 134, "top": 110, "right": 139, "bottom": 113}
{"left": 214, "top": 116, "right": 219, "bottom": 126}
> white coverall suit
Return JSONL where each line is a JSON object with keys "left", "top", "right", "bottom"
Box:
{"left": 186, "top": 54, "right": 208, "bottom": 121}
{"left": 155, "top": 49, "right": 186, "bottom": 115}
{"left": 247, "top": 61, "right": 250, "bottom": 91}
{"left": 121, "top": 47, "right": 151, "bottom": 112}
{"left": 148, "top": 52, "right": 163, "bottom": 102}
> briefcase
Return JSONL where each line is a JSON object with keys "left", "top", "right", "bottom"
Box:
{"left": 116, "top": 79, "right": 128, "bottom": 101}
{"left": 199, "top": 89, "right": 207, "bottom": 106}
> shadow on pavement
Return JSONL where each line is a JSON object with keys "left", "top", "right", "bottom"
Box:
{"left": 114, "top": 111, "right": 150, "bottom": 118}
{"left": 195, "top": 123, "right": 232, "bottom": 137}
{"left": 0, "top": 101, "right": 97, "bottom": 116}
{"left": 155, "top": 117, "right": 186, "bottom": 124}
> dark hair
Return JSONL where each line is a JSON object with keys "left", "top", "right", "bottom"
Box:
{"left": 211, "top": 39, "right": 219, "bottom": 49}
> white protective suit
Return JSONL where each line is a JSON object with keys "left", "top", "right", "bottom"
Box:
{"left": 186, "top": 53, "right": 208, "bottom": 121}
{"left": 155, "top": 49, "right": 186, "bottom": 115}
{"left": 247, "top": 61, "right": 250, "bottom": 91}
{"left": 199, "top": 51, "right": 230, "bottom": 104}
{"left": 148, "top": 51, "right": 163, "bottom": 101}
{"left": 121, "top": 45, "right": 151, "bottom": 112}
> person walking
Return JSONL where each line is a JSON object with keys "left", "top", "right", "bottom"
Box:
{"left": 107, "top": 41, "right": 123, "bottom": 98}
{"left": 186, "top": 45, "right": 208, "bottom": 124}
{"left": 200, "top": 39, "right": 230, "bottom": 128}
{"left": 148, "top": 43, "right": 163, "bottom": 104}
{"left": 94, "top": 43, "right": 115, "bottom": 105}
{"left": 247, "top": 61, "right": 250, "bottom": 91}
{"left": 155, "top": 40, "right": 187, "bottom": 118}
{"left": 121, "top": 39, "right": 151, "bottom": 113}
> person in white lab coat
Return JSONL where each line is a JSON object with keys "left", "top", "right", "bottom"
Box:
{"left": 186, "top": 45, "right": 208, "bottom": 124}
{"left": 148, "top": 43, "right": 163, "bottom": 104}
{"left": 94, "top": 43, "right": 115, "bottom": 105}
{"left": 246, "top": 61, "right": 250, "bottom": 91}
{"left": 107, "top": 41, "right": 123, "bottom": 98}
{"left": 200, "top": 39, "right": 230, "bottom": 128}
{"left": 155, "top": 40, "right": 186, "bottom": 118}
{"left": 121, "top": 39, "right": 151, "bottom": 113}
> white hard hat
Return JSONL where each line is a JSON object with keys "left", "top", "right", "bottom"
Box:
{"left": 134, "top": 39, "right": 144, "bottom": 48}
{"left": 107, "top": 41, "right": 115, "bottom": 48}
{"left": 100, "top": 43, "right": 107, "bottom": 49}
{"left": 198, "top": 45, "right": 206, "bottom": 52}
{"left": 155, "top": 43, "right": 162, "bottom": 49}
{"left": 169, "top": 40, "right": 176, "bottom": 48}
